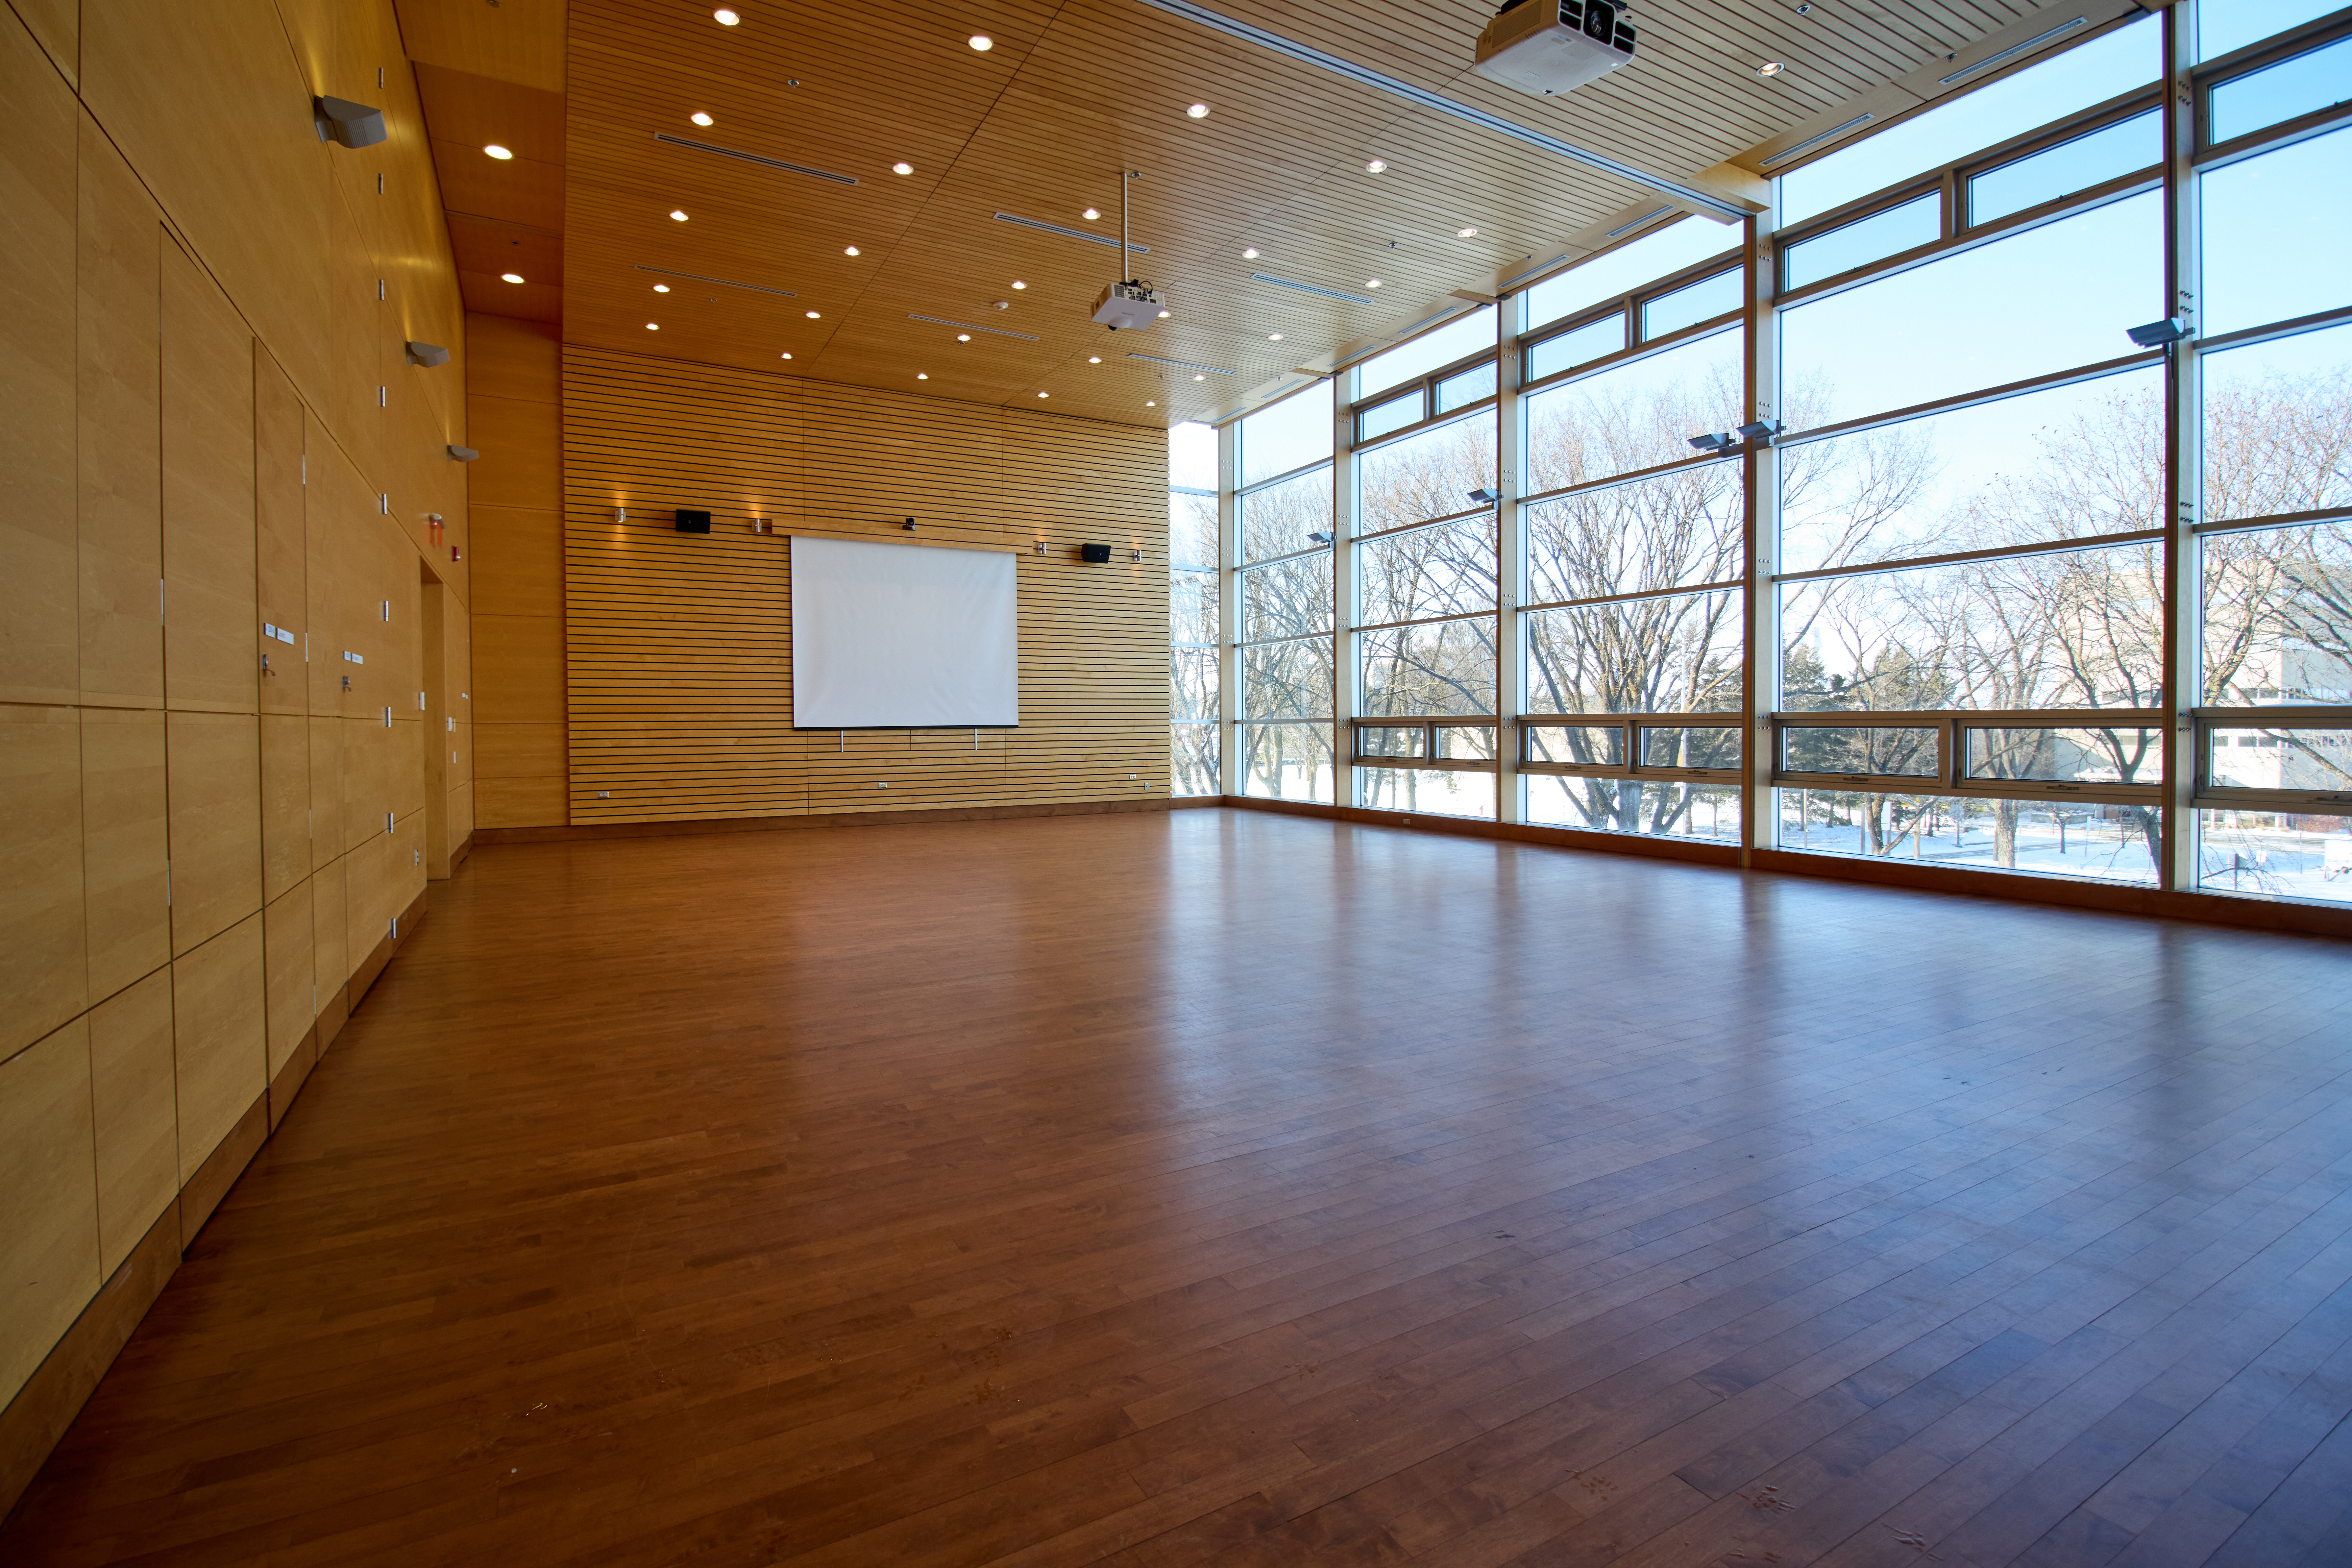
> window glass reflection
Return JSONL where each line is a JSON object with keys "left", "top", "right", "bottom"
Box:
{"left": 1784, "top": 193, "right": 1939, "bottom": 290}
{"left": 2200, "top": 126, "right": 2352, "bottom": 336}
{"left": 1968, "top": 108, "right": 2159, "bottom": 224}
{"left": 1527, "top": 329, "right": 1741, "bottom": 491}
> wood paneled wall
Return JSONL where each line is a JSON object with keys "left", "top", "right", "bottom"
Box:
{"left": 468, "top": 313, "right": 567, "bottom": 827}
{"left": 0, "top": 0, "right": 472, "bottom": 1505}
{"left": 557, "top": 348, "right": 1169, "bottom": 823}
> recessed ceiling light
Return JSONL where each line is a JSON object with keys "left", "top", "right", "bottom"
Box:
{"left": 1083, "top": 208, "right": 1101, "bottom": 220}
{"left": 713, "top": 8, "right": 740, "bottom": 24}
{"left": 1457, "top": 226, "right": 1478, "bottom": 238}
{"left": 1368, "top": 278, "right": 1382, "bottom": 288}
{"left": 1366, "top": 158, "right": 1387, "bottom": 173}
{"left": 1088, "top": 356, "right": 1102, "bottom": 363}
{"left": 957, "top": 333, "right": 971, "bottom": 341}
{"left": 845, "top": 245, "right": 860, "bottom": 256}
{"left": 780, "top": 351, "right": 793, "bottom": 359}
{"left": 1037, "top": 391, "right": 1049, "bottom": 397}
{"left": 691, "top": 114, "right": 714, "bottom": 129}
{"left": 918, "top": 373, "right": 929, "bottom": 379}
{"left": 1146, "top": 400, "right": 1156, "bottom": 407}
{"left": 669, "top": 210, "right": 689, "bottom": 221}
{"left": 501, "top": 272, "right": 525, "bottom": 283}
{"left": 1758, "top": 60, "right": 1785, "bottom": 77}
{"left": 1268, "top": 333, "right": 1282, "bottom": 340}
{"left": 805, "top": 310, "right": 820, "bottom": 318}
{"left": 1186, "top": 103, "right": 1210, "bottom": 118}
{"left": 1157, "top": 309, "right": 1171, "bottom": 318}
{"left": 646, "top": 322, "right": 660, "bottom": 329}
{"left": 969, "top": 33, "right": 992, "bottom": 50}
{"left": 1193, "top": 374, "right": 1204, "bottom": 381}
{"left": 892, "top": 162, "right": 913, "bottom": 175}
{"left": 1012, "top": 280, "right": 1027, "bottom": 289}
{"left": 1243, "top": 247, "right": 1259, "bottom": 259}
{"left": 483, "top": 144, "right": 513, "bottom": 160}
{"left": 653, "top": 284, "right": 670, "bottom": 293}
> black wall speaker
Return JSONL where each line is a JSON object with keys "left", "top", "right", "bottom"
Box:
{"left": 1080, "top": 542, "right": 1111, "bottom": 563}
{"left": 675, "top": 509, "right": 712, "bottom": 533}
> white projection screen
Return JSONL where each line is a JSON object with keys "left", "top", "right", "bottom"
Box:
{"left": 789, "top": 535, "right": 1019, "bottom": 728}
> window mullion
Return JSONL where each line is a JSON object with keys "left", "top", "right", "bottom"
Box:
{"left": 2164, "top": 0, "right": 2202, "bottom": 890}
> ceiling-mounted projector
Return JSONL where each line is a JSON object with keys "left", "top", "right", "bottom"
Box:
{"left": 1093, "top": 280, "right": 1165, "bottom": 331}
{"left": 1473, "top": 0, "right": 1637, "bottom": 97}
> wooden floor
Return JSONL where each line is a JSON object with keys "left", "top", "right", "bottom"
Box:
{"left": 9, "top": 809, "right": 2352, "bottom": 1567}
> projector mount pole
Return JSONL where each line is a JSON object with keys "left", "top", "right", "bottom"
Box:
{"left": 1123, "top": 170, "right": 1139, "bottom": 287}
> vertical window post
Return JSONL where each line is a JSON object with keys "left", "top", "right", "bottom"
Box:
{"left": 1217, "top": 417, "right": 1240, "bottom": 797}
{"left": 1497, "top": 296, "right": 1528, "bottom": 824}
{"left": 2162, "top": 0, "right": 2201, "bottom": 889}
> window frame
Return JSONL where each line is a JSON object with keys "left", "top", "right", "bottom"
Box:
{"left": 1769, "top": 708, "right": 2170, "bottom": 804}
{"left": 1518, "top": 714, "right": 1745, "bottom": 783}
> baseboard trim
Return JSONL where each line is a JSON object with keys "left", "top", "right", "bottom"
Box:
{"left": 267, "top": 1022, "right": 319, "bottom": 1133}
{"left": 474, "top": 795, "right": 1175, "bottom": 845}
{"left": 178, "top": 1094, "right": 267, "bottom": 1251}
{"left": 0, "top": 1205, "right": 179, "bottom": 1524}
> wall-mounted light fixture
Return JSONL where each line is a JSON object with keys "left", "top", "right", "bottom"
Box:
{"left": 2127, "top": 317, "right": 2193, "bottom": 347}
{"left": 446, "top": 444, "right": 479, "bottom": 461}
{"left": 406, "top": 341, "right": 450, "bottom": 367}
{"left": 1735, "top": 420, "right": 1784, "bottom": 443}
{"left": 314, "top": 96, "right": 387, "bottom": 148}
{"left": 1687, "top": 432, "right": 1732, "bottom": 452}
{"left": 1467, "top": 488, "right": 1499, "bottom": 506}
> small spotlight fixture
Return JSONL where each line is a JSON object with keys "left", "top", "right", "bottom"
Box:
{"left": 892, "top": 162, "right": 913, "bottom": 175}
{"left": 1012, "top": 279, "right": 1027, "bottom": 289}
{"left": 1243, "top": 247, "right": 1260, "bottom": 259}
{"left": 483, "top": 144, "right": 513, "bottom": 160}
{"left": 845, "top": 245, "right": 860, "bottom": 255}
{"left": 1457, "top": 226, "right": 1478, "bottom": 238}
{"left": 1088, "top": 356, "right": 1102, "bottom": 363}
{"left": 1368, "top": 278, "right": 1382, "bottom": 288}
{"left": 313, "top": 96, "right": 386, "bottom": 148}
{"left": 1758, "top": 60, "right": 1785, "bottom": 77}
{"left": 654, "top": 284, "right": 670, "bottom": 292}
{"left": 1146, "top": 400, "right": 1156, "bottom": 407}
{"left": 669, "top": 209, "right": 689, "bottom": 221}
{"left": 1307, "top": 531, "right": 1334, "bottom": 545}
{"left": 713, "top": 8, "right": 740, "bottom": 23}
{"left": 691, "top": 112, "right": 714, "bottom": 126}
{"left": 1193, "top": 373, "right": 1204, "bottom": 381}
{"left": 779, "top": 351, "right": 793, "bottom": 359}
{"left": 968, "top": 33, "right": 993, "bottom": 50}
{"left": 2128, "top": 317, "right": 2194, "bottom": 346}
{"left": 1468, "top": 488, "right": 1499, "bottom": 506}
{"left": 646, "top": 322, "right": 661, "bottom": 330}
{"left": 500, "top": 272, "right": 525, "bottom": 284}
{"left": 956, "top": 333, "right": 972, "bottom": 342}
{"left": 1366, "top": 158, "right": 1387, "bottom": 172}
{"left": 1157, "top": 309, "right": 1171, "bottom": 318}
{"left": 1268, "top": 333, "right": 1282, "bottom": 341}
{"left": 1083, "top": 208, "right": 1101, "bottom": 220}
{"left": 1687, "top": 432, "right": 1731, "bottom": 452}
{"left": 1736, "top": 419, "right": 1785, "bottom": 443}
{"left": 918, "top": 372, "right": 929, "bottom": 379}
{"left": 806, "top": 310, "right": 820, "bottom": 318}
{"left": 1186, "top": 102, "right": 1210, "bottom": 117}
{"left": 406, "top": 340, "right": 450, "bottom": 366}
{"left": 1037, "top": 391, "right": 1049, "bottom": 398}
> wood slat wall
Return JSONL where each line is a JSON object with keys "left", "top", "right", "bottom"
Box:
{"left": 0, "top": 0, "right": 473, "bottom": 1511}
{"left": 561, "top": 347, "right": 1169, "bottom": 823}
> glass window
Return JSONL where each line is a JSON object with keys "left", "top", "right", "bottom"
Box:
{"left": 1241, "top": 639, "right": 1332, "bottom": 720}
{"left": 1357, "top": 724, "right": 1426, "bottom": 758}
{"left": 2202, "top": 0, "right": 2346, "bottom": 60}
{"left": 1529, "top": 778, "right": 1742, "bottom": 840}
{"left": 1357, "top": 389, "right": 1423, "bottom": 442}
{"left": 1777, "top": 365, "right": 2164, "bottom": 575}
{"left": 1783, "top": 193, "right": 1940, "bottom": 291}
{"left": 1967, "top": 724, "right": 2164, "bottom": 784}
{"left": 1776, "top": 790, "right": 2159, "bottom": 882}
{"left": 1360, "top": 618, "right": 1497, "bottom": 717}
{"left": 1780, "top": 191, "right": 2162, "bottom": 431}
{"left": 1359, "top": 516, "right": 1498, "bottom": 625}
{"left": 1240, "top": 556, "right": 1332, "bottom": 642}
{"left": 1169, "top": 491, "right": 1217, "bottom": 570}
{"left": 2201, "top": 322, "right": 2352, "bottom": 525}
{"left": 1362, "top": 767, "right": 1496, "bottom": 818}
{"left": 1241, "top": 722, "right": 1334, "bottom": 801}
{"left": 1356, "top": 305, "right": 1498, "bottom": 398}
{"left": 1523, "top": 218, "right": 1740, "bottom": 331}
{"left": 1434, "top": 725, "right": 1496, "bottom": 761}
{"left": 1527, "top": 462, "right": 1742, "bottom": 606}
{"left": 2206, "top": 722, "right": 2352, "bottom": 789}
{"left": 1172, "top": 717, "right": 1219, "bottom": 798}
{"left": 1968, "top": 108, "right": 2161, "bottom": 224}
{"left": 2197, "top": 809, "right": 2352, "bottom": 903}
{"left": 1357, "top": 417, "right": 1497, "bottom": 536}
{"left": 1780, "top": 16, "right": 2161, "bottom": 226}
{"left": 1638, "top": 725, "right": 1741, "bottom": 770}
{"left": 1171, "top": 646, "right": 1218, "bottom": 722}
{"left": 2200, "top": 126, "right": 2352, "bottom": 337}
{"left": 1781, "top": 724, "right": 1940, "bottom": 777}
{"left": 1169, "top": 420, "right": 1217, "bottom": 491}
{"left": 1527, "top": 313, "right": 1626, "bottom": 382}
{"left": 1435, "top": 361, "right": 1498, "bottom": 414}
{"left": 1526, "top": 329, "right": 1742, "bottom": 492}
{"left": 1526, "top": 723, "right": 1627, "bottom": 768}
{"left": 1641, "top": 269, "right": 1742, "bottom": 339}
{"left": 1237, "top": 380, "right": 1332, "bottom": 486}
{"left": 1782, "top": 540, "right": 2165, "bottom": 712}
{"left": 2201, "top": 518, "right": 2352, "bottom": 704}
{"left": 1528, "top": 589, "right": 1743, "bottom": 715}
{"left": 1171, "top": 570, "right": 1217, "bottom": 645}
{"left": 2211, "top": 33, "right": 2352, "bottom": 141}
{"left": 1239, "top": 465, "right": 1332, "bottom": 563}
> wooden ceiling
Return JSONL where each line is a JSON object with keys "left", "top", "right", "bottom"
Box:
{"left": 396, "top": 0, "right": 2079, "bottom": 428}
